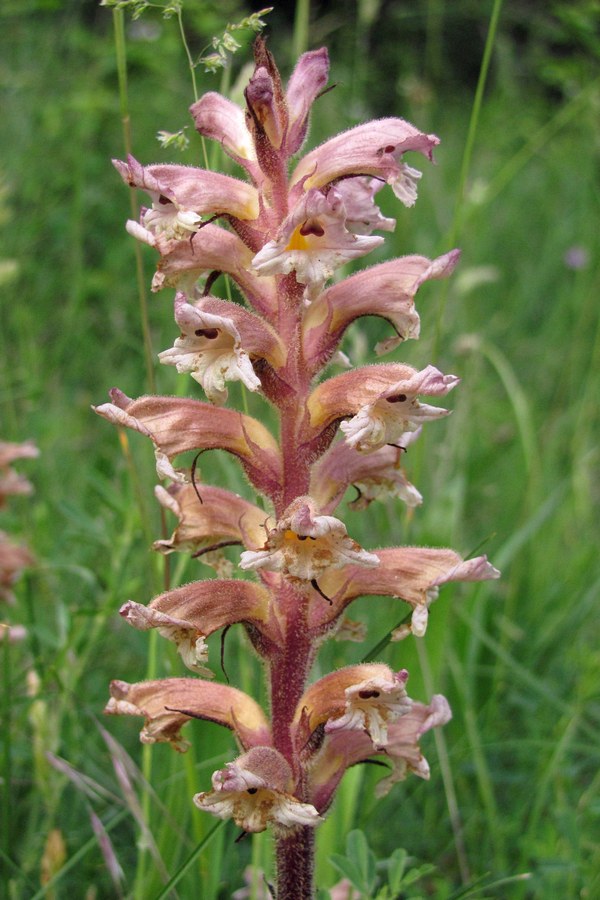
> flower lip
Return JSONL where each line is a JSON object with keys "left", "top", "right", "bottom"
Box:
{"left": 251, "top": 187, "right": 383, "bottom": 302}
{"left": 194, "top": 747, "right": 323, "bottom": 834}
{"left": 323, "top": 668, "right": 412, "bottom": 749}
{"left": 158, "top": 293, "right": 262, "bottom": 405}
{"left": 239, "top": 496, "right": 379, "bottom": 581}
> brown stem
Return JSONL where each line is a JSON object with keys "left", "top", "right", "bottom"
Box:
{"left": 275, "top": 827, "right": 316, "bottom": 899}
{"left": 269, "top": 583, "right": 313, "bottom": 762}
{"left": 269, "top": 586, "right": 316, "bottom": 897}
{"left": 270, "top": 270, "right": 320, "bottom": 896}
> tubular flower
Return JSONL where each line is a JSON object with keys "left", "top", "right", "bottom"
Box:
{"left": 119, "top": 577, "right": 280, "bottom": 670}
{"left": 339, "top": 366, "right": 459, "bottom": 452}
{"left": 101, "top": 36, "right": 499, "bottom": 895}
{"left": 303, "top": 250, "right": 460, "bottom": 371}
{"left": 239, "top": 497, "right": 379, "bottom": 581}
{"left": 293, "top": 664, "right": 412, "bottom": 751}
{"left": 105, "top": 678, "right": 271, "bottom": 753}
{"left": 152, "top": 481, "right": 266, "bottom": 558}
{"left": 289, "top": 118, "right": 439, "bottom": 202}
{"left": 309, "top": 694, "right": 452, "bottom": 813}
{"left": 317, "top": 548, "right": 500, "bottom": 637}
{"left": 252, "top": 187, "right": 384, "bottom": 302}
{"left": 159, "top": 292, "right": 263, "bottom": 404}
{"left": 113, "top": 155, "right": 260, "bottom": 235}
{"left": 194, "top": 747, "right": 323, "bottom": 835}
{"left": 306, "top": 363, "right": 458, "bottom": 457}
{"left": 311, "top": 435, "right": 423, "bottom": 513}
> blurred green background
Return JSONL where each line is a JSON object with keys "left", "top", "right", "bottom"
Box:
{"left": 1, "top": 1, "right": 599, "bottom": 897}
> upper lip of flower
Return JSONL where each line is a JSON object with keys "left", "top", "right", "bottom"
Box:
{"left": 313, "top": 547, "right": 501, "bottom": 635}
{"left": 113, "top": 154, "right": 261, "bottom": 225}
{"left": 302, "top": 250, "right": 461, "bottom": 373}
{"left": 289, "top": 117, "right": 440, "bottom": 199}
{"left": 104, "top": 677, "right": 272, "bottom": 753}
{"left": 93, "top": 388, "right": 283, "bottom": 503}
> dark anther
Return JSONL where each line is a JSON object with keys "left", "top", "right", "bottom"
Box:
{"left": 384, "top": 144, "right": 396, "bottom": 154}
{"left": 194, "top": 327, "right": 219, "bottom": 339}
{"left": 355, "top": 758, "right": 390, "bottom": 769}
{"left": 198, "top": 213, "right": 220, "bottom": 229}
{"left": 235, "top": 830, "right": 249, "bottom": 844}
{"left": 315, "top": 82, "right": 338, "bottom": 101}
{"left": 246, "top": 787, "right": 258, "bottom": 795}
{"left": 387, "top": 393, "right": 407, "bottom": 403}
{"left": 358, "top": 689, "right": 380, "bottom": 699}
{"left": 311, "top": 578, "right": 332, "bottom": 605}
{"left": 158, "top": 194, "right": 171, "bottom": 205}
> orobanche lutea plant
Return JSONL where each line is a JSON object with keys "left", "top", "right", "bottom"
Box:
{"left": 96, "top": 37, "right": 499, "bottom": 898}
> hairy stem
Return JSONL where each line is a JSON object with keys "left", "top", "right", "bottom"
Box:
{"left": 275, "top": 827, "right": 315, "bottom": 899}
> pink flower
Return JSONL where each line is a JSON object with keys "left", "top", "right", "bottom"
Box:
{"left": 194, "top": 747, "right": 323, "bottom": 834}
{"left": 294, "top": 664, "right": 412, "bottom": 751}
{"left": 252, "top": 187, "right": 384, "bottom": 302}
{"left": 239, "top": 496, "right": 379, "bottom": 581}
{"left": 105, "top": 678, "right": 271, "bottom": 753}
{"left": 290, "top": 117, "right": 439, "bottom": 204}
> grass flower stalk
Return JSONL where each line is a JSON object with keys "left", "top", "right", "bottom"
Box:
{"left": 96, "top": 35, "right": 500, "bottom": 898}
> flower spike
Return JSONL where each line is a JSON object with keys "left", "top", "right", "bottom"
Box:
{"left": 102, "top": 36, "right": 499, "bottom": 898}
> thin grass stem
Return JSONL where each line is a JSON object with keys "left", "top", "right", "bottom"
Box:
{"left": 292, "top": 0, "right": 310, "bottom": 59}
{"left": 415, "top": 637, "right": 470, "bottom": 884}
{"left": 153, "top": 821, "right": 226, "bottom": 900}
{"left": 112, "top": 9, "right": 156, "bottom": 394}
{"left": 434, "top": 0, "right": 504, "bottom": 355}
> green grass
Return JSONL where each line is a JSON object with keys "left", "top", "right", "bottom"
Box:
{"left": 1, "top": 1, "right": 599, "bottom": 897}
